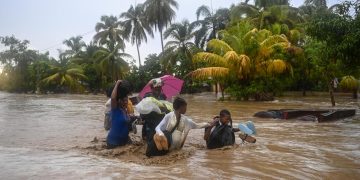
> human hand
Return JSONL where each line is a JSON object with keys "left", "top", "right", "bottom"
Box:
{"left": 157, "top": 132, "right": 164, "bottom": 136}
{"left": 116, "top": 80, "right": 122, "bottom": 84}
{"left": 209, "top": 118, "right": 219, "bottom": 126}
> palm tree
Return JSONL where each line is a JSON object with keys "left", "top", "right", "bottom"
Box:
{"left": 230, "top": 3, "right": 306, "bottom": 32}
{"left": 230, "top": 3, "right": 260, "bottom": 23}
{"left": 340, "top": 76, "right": 359, "bottom": 99}
{"left": 94, "top": 45, "right": 132, "bottom": 81}
{"left": 70, "top": 42, "right": 99, "bottom": 65}
{"left": 63, "top": 36, "right": 86, "bottom": 58}
{"left": 121, "top": 4, "right": 153, "bottom": 67}
{"left": 42, "top": 53, "right": 87, "bottom": 92}
{"left": 161, "top": 19, "right": 199, "bottom": 75}
{"left": 194, "top": 5, "right": 230, "bottom": 49}
{"left": 144, "top": 0, "right": 179, "bottom": 52}
{"left": 93, "top": 15, "right": 128, "bottom": 81}
{"left": 69, "top": 42, "right": 104, "bottom": 91}
{"left": 189, "top": 28, "right": 292, "bottom": 98}
{"left": 93, "top": 15, "right": 125, "bottom": 52}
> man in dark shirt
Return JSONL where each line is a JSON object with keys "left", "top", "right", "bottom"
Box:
{"left": 141, "top": 78, "right": 169, "bottom": 141}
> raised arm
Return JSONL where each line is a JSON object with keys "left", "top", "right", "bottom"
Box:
{"left": 203, "top": 118, "right": 219, "bottom": 141}
{"left": 111, "top": 80, "right": 122, "bottom": 109}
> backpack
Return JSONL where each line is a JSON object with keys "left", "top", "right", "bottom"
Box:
{"left": 206, "top": 123, "right": 235, "bottom": 149}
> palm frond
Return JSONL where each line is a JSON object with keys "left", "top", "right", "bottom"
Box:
{"left": 207, "top": 39, "right": 233, "bottom": 55}
{"left": 239, "top": 55, "right": 251, "bottom": 76}
{"left": 196, "top": 5, "right": 211, "bottom": 20}
{"left": 189, "top": 67, "right": 229, "bottom": 80}
{"left": 60, "top": 76, "right": 66, "bottom": 85}
{"left": 193, "top": 52, "right": 226, "bottom": 67}
{"left": 42, "top": 73, "right": 60, "bottom": 84}
{"left": 66, "top": 68, "right": 87, "bottom": 80}
{"left": 224, "top": 51, "right": 240, "bottom": 64}
{"left": 264, "top": 59, "right": 288, "bottom": 74}
{"left": 340, "top": 76, "right": 359, "bottom": 90}
{"left": 260, "top": 35, "right": 290, "bottom": 49}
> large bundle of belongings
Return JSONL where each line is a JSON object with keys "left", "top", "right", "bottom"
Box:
{"left": 135, "top": 97, "right": 173, "bottom": 156}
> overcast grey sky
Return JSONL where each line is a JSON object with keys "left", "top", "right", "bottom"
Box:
{"left": 0, "top": 0, "right": 340, "bottom": 65}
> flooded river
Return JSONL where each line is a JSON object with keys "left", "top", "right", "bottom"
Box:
{"left": 0, "top": 91, "right": 359, "bottom": 179}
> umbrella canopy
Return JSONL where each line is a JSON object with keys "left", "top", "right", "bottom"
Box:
{"left": 139, "top": 75, "right": 184, "bottom": 101}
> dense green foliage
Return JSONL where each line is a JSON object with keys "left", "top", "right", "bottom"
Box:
{"left": 0, "top": 0, "right": 359, "bottom": 104}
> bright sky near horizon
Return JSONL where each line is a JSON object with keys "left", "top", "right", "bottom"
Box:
{"left": 0, "top": 0, "right": 340, "bottom": 65}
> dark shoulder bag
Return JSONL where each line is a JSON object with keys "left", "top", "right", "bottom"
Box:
{"left": 145, "top": 116, "right": 180, "bottom": 157}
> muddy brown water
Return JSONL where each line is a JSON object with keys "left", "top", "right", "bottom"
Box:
{"left": 0, "top": 91, "right": 359, "bottom": 179}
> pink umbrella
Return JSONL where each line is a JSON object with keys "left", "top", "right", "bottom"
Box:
{"left": 139, "top": 75, "right": 184, "bottom": 101}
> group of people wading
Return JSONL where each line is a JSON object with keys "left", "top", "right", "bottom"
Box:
{"left": 104, "top": 78, "right": 256, "bottom": 157}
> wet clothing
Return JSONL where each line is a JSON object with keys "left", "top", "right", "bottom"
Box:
{"left": 107, "top": 108, "right": 129, "bottom": 147}
{"left": 141, "top": 112, "right": 165, "bottom": 141}
{"left": 206, "top": 122, "right": 235, "bottom": 149}
{"left": 156, "top": 112, "right": 209, "bottom": 150}
{"left": 146, "top": 131, "right": 173, "bottom": 157}
{"left": 140, "top": 94, "right": 170, "bottom": 140}
{"left": 104, "top": 99, "right": 112, "bottom": 130}
{"left": 127, "top": 100, "right": 134, "bottom": 114}
{"left": 104, "top": 99, "right": 135, "bottom": 131}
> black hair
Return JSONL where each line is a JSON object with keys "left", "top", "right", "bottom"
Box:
{"left": 219, "top": 109, "right": 232, "bottom": 126}
{"left": 219, "top": 109, "right": 231, "bottom": 117}
{"left": 173, "top": 97, "right": 187, "bottom": 110}
{"left": 117, "top": 80, "right": 132, "bottom": 100}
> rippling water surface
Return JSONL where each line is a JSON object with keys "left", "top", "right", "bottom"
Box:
{"left": 0, "top": 92, "right": 359, "bottom": 179}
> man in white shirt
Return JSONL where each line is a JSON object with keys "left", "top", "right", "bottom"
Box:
{"left": 146, "top": 97, "right": 209, "bottom": 157}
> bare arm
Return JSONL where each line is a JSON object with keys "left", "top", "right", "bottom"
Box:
{"left": 232, "top": 128, "right": 240, "bottom": 132}
{"left": 203, "top": 126, "right": 213, "bottom": 141}
{"left": 203, "top": 118, "right": 218, "bottom": 141}
{"left": 188, "top": 118, "right": 210, "bottom": 129}
{"left": 111, "top": 80, "right": 122, "bottom": 109}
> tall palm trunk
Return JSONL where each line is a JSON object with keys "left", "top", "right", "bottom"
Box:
{"left": 220, "top": 83, "right": 225, "bottom": 100}
{"left": 259, "top": 11, "right": 264, "bottom": 29}
{"left": 212, "top": 21, "right": 217, "bottom": 39}
{"left": 160, "top": 27, "right": 165, "bottom": 52}
{"left": 111, "top": 57, "right": 115, "bottom": 81}
{"left": 109, "top": 42, "right": 116, "bottom": 81}
{"left": 136, "top": 39, "right": 141, "bottom": 67}
{"left": 215, "top": 82, "right": 218, "bottom": 95}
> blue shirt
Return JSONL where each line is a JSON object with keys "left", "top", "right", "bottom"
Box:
{"left": 107, "top": 108, "right": 129, "bottom": 146}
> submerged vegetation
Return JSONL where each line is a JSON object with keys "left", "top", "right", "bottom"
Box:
{"left": 0, "top": 0, "right": 359, "bottom": 105}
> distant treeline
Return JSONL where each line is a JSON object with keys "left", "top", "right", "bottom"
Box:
{"left": 0, "top": 0, "right": 359, "bottom": 105}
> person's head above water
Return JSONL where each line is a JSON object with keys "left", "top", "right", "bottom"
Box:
{"left": 219, "top": 109, "right": 232, "bottom": 126}
{"left": 173, "top": 97, "right": 187, "bottom": 114}
{"left": 150, "top": 78, "right": 163, "bottom": 97}
{"left": 116, "top": 80, "right": 132, "bottom": 109}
